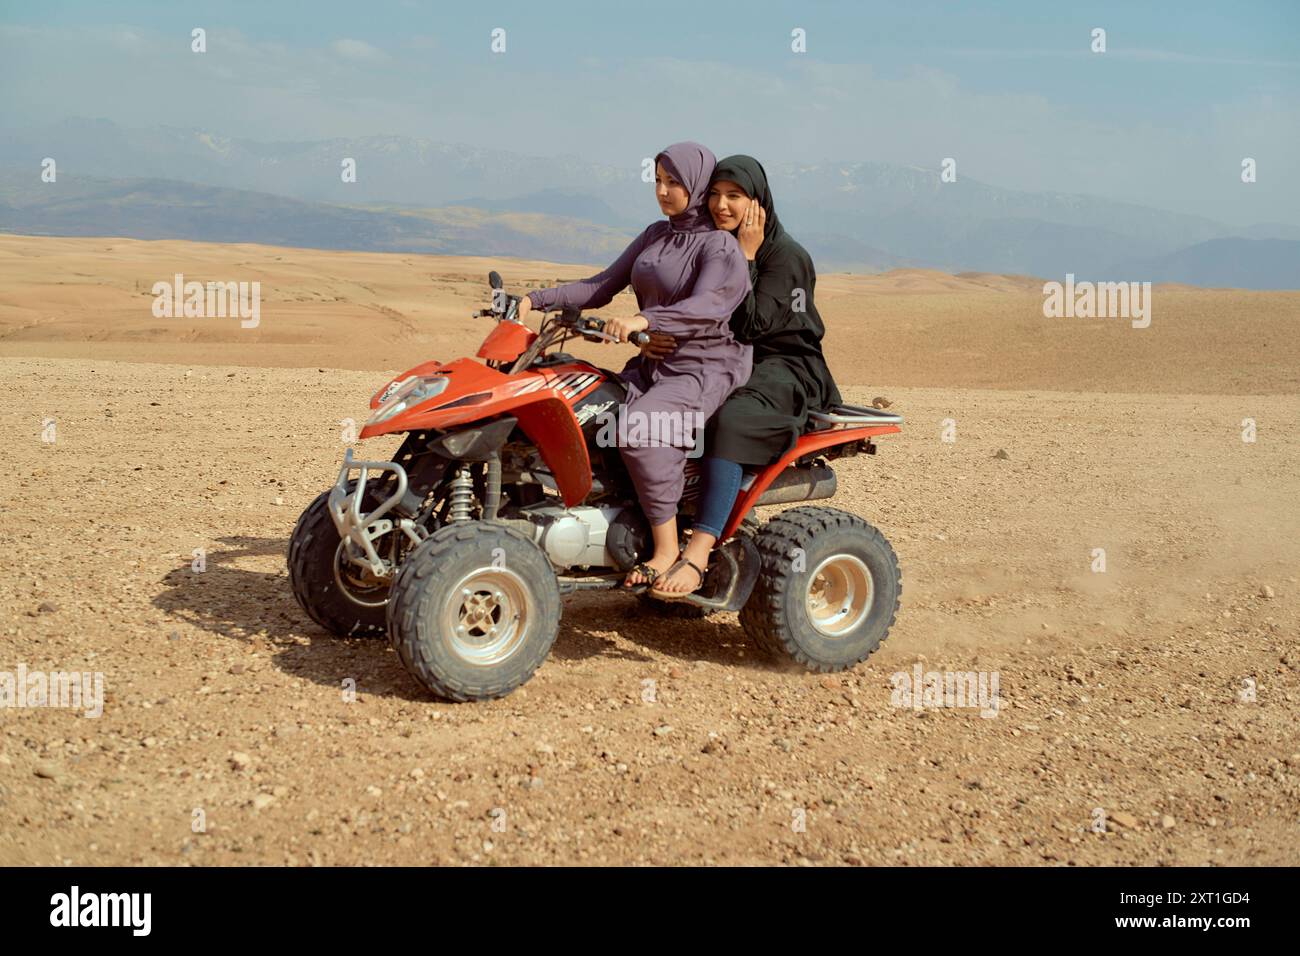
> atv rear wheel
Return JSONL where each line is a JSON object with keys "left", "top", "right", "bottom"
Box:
{"left": 739, "top": 506, "right": 900, "bottom": 671}
{"left": 288, "top": 484, "right": 390, "bottom": 637}
{"left": 387, "top": 522, "right": 561, "bottom": 702}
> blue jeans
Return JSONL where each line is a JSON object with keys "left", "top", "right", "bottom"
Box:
{"left": 692, "top": 456, "right": 743, "bottom": 539}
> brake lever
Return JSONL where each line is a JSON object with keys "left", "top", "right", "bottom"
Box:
{"left": 579, "top": 330, "right": 651, "bottom": 345}
{"left": 571, "top": 312, "right": 650, "bottom": 346}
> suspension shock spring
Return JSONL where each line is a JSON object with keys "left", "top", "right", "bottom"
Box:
{"left": 447, "top": 466, "right": 475, "bottom": 522}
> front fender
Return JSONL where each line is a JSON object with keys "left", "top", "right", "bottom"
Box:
{"left": 359, "top": 358, "right": 594, "bottom": 507}
{"left": 511, "top": 396, "right": 592, "bottom": 507}
{"left": 364, "top": 388, "right": 593, "bottom": 508}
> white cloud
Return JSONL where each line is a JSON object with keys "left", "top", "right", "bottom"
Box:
{"left": 330, "top": 38, "right": 387, "bottom": 62}
{"left": 1, "top": 21, "right": 1295, "bottom": 226}
{"left": 108, "top": 28, "right": 149, "bottom": 54}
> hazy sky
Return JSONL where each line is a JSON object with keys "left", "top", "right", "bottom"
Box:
{"left": 2, "top": 0, "right": 1297, "bottom": 226}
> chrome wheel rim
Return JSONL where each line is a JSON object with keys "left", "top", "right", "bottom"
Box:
{"left": 805, "top": 554, "right": 873, "bottom": 637}
{"left": 441, "top": 566, "right": 531, "bottom": 666}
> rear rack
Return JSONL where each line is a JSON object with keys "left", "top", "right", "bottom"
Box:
{"left": 807, "top": 403, "right": 904, "bottom": 428}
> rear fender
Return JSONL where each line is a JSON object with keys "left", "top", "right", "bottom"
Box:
{"left": 720, "top": 424, "right": 900, "bottom": 540}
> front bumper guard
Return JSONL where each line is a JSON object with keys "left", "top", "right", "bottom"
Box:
{"left": 327, "top": 448, "right": 426, "bottom": 579}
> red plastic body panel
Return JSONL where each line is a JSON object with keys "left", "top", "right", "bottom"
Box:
{"left": 719, "top": 424, "right": 902, "bottom": 540}
{"left": 511, "top": 399, "right": 590, "bottom": 506}
{"left": 358, "top": 357, "right": 606, "bottom": 508}
{"left": 476, "top": 321, "right": 537, "bottom": 362}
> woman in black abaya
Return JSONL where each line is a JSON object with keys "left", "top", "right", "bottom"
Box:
{"left": 648, "top": 154, "right": 843, "bottom": 599}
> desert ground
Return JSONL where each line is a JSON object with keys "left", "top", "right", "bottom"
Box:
{"left": 1, "top": 234, "right": 1297, "bottom": 866}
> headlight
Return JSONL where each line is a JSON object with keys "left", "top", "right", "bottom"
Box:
{"left": 372, "top": 375, "right": 414, "bottom": 406}
{"left": 366, "top": 375, "right": 450, "bottom": 425}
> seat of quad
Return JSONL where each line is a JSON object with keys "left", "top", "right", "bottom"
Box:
{"left": 805, "top": 403, "right": 904, "bottom": 430}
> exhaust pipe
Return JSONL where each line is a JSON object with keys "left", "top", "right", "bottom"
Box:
{"left": 754, "top": 464, "right": 837, "bottom": 506}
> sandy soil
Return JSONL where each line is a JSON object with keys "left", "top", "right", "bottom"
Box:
{"left": 1, "top": 235, "right": 1298, "bottom": 866}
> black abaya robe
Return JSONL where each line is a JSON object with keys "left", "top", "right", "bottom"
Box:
{"left": 704, "top": 156, "right": 843, "bottom": 467}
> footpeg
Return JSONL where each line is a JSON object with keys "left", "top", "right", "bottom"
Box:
{"left": 680, "top": 534, "right": 761, "bottom": 612}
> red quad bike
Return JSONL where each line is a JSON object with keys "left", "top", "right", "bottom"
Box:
{"left": 288, "top": 272, "right": 904, "bottom": 702}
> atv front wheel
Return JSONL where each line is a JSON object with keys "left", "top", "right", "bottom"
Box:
{"left": 288, "top": 484, "right": 390, "bottom": 637}
{"left": 739, "top": 506, "right": 900, "bottom": 671}
{"left": 387, "top": 522, "right": 561, "bottom": 702}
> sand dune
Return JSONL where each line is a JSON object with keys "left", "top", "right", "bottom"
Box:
{"left": 4, "top": 233, "right": 1296, "bottom": 393}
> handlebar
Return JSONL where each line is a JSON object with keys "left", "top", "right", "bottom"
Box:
{"left": 569, "top": 314, "right": 650, "bottom": 346}
{"left": 473, "top": 275, "right": 648, "bottom": 346}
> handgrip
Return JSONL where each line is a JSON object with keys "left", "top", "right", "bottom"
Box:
{"left": 575, "top": 315, "right": 649, "bottom": 346}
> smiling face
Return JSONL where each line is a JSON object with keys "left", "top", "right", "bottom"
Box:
{"left": 654, "top": 162, "right": 691, "bottom": 217}
{"left": 707, "top": 179, "right": 753, "bottom": 232}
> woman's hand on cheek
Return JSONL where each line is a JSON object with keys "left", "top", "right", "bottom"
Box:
{"left": 737, "top": 204, "right": 765, "bottom": 260}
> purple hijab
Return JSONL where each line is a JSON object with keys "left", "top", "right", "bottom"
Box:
{"left": 656, "top": 141, "right": 716, "bottom": 235}
{"left": 623, "top": 141, "right": 750, "bottom": 346}
{"left": 526, "top": 141, "right": 750, "bottom": 348}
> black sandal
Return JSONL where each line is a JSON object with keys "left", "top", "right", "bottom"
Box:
{"left": 649, "top": 556, "right": 707, "bottom": 601}
{"left": 622, "top": 562, "right": 660, "bottom": 589}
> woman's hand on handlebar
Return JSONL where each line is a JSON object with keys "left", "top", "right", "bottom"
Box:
{"left": 514, "top": 294, "right": 532, "bottom": 322}
{"left": 603, "top": 314, "right": 649, "bottom": 345}
{"left": 640, "top": 331, "right": 677, "bottom": 360}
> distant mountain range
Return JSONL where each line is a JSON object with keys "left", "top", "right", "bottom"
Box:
{"left": 0, "top": 171, "right": 635, "bottom": 265}
{"left": 1108, "top": 238, "right": 1300, "bottom": 290}
{"left": 0, "top": 118, "right": 1296, "bottom": 288}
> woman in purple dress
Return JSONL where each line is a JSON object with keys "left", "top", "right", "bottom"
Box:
{"left": 516, "top": 141, "right": 752, "bottom": 588}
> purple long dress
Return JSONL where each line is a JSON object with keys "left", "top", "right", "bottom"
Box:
{"left": 527, "top": 142, "right": 753, "bottom": 525}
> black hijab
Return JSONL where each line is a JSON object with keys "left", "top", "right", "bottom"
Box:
{"left": 709, "top": 154, "right": 787, "bottom": 271}
{"left": 706, "top": 154, "right": 843, "bottom": 420}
